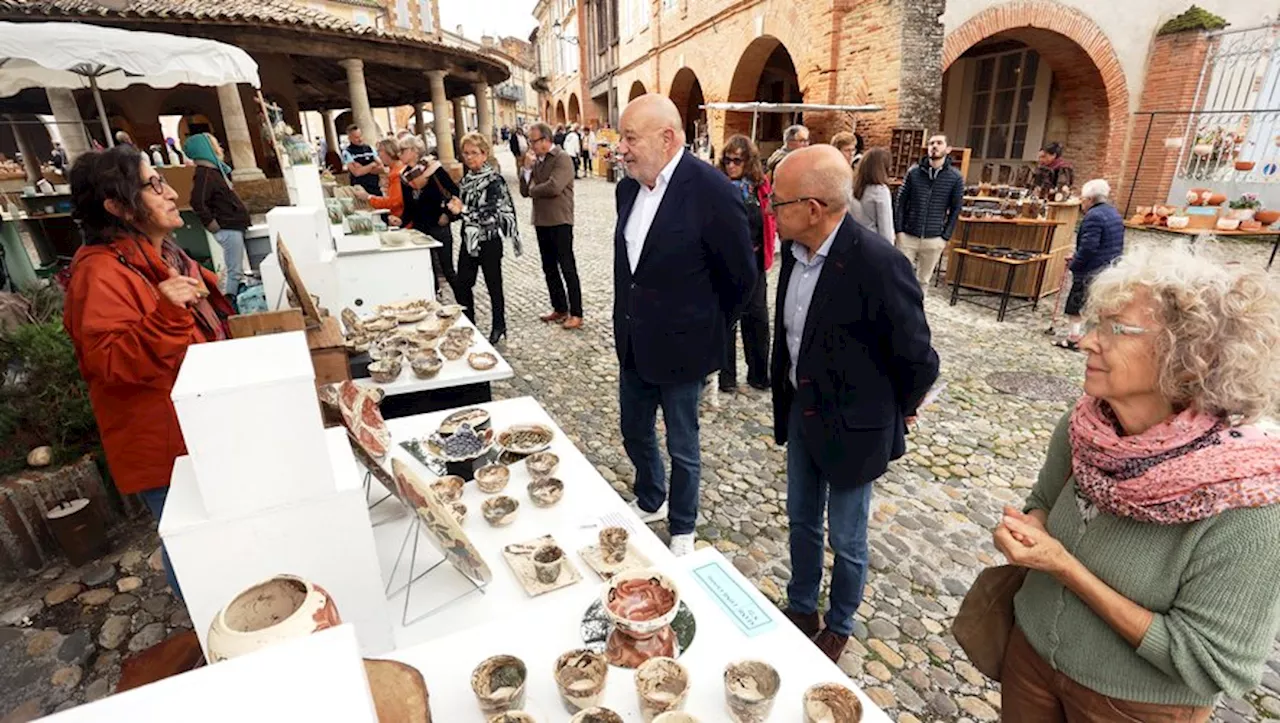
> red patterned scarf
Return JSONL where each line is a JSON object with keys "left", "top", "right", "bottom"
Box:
{"left": 1069, "top": 396, "right": 1280, "bottom": 525}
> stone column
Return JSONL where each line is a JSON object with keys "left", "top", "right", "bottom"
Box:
{"left": 452, "top": 97, "right": 467, "bottom": 140}
{"left": 45, "top": 88, "right": 89, "bottom": 165}
{"left": 341, "top": 59, "right": 378, "bottom": 140}
{"left": 413, "top": 102, "right": 426, "bottom": 137}
{"left": 426, "top": 70, "right": 455, "bottom": 163}
{"left": 6, "top": 116, "right": 42, "bottom": 184}
{"left": 473, "top": 82, "right": 493, "bottom": 140}
{"left": 322, "top": 110, "right": 339, "bottom": 157}
{"left": 215, "top": 84, "right": 266, "bottom": 182}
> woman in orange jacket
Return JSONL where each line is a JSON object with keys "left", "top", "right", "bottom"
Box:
{"left": 359, "top": 137, "right": 407, "bottom": 219}
{"left": 63, "top": 145, "right": 234, "bottom": 600}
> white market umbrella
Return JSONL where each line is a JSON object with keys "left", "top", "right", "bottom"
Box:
{"left": 0, "top": 21, "right": 260, "bottom": 146}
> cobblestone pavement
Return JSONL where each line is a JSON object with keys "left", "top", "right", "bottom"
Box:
{"left": 2, "top": 149, "right": 1278, "bottom": 720}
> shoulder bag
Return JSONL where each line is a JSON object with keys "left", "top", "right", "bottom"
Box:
{"left": 952, "top": 564, "right": 1028, "bottom": 681}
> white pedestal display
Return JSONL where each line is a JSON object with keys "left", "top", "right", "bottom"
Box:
{"left": 43, "top": 625, "right": 378, "bottom": 722}
{"left": 282, "top": 164, "right": 328, "bottom": 210}
{"left": 265, "top": 205, "right": 331, "bottom": 265}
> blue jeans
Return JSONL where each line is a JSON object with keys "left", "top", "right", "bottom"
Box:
{"left": 619, "top": 368, "right": 703, "bottom": 536}
{"left": 139, "top": 487, "right": 184, "bottom": 602}
{"left": 213, "top": 228, "right": 246, "bottom": 298}
{"left": 785, "top": 400, "right": 874, "bottom": 637}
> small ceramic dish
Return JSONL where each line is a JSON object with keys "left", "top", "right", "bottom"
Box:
{"left": 447, "top": 326, "right": 475, "bottom": 344}
{"left": 368, "top": 359, "right": 402, "bottom": 384}
{"left": 569, "top": 709, "right": 624, "bottom": 723}
{"left": 430, "top": 475, "right": 465, "bottom": 502}
{"left": 437, "top": 303, "right": 464, "bottom": 320}
{"left": 475, "top": 464, "right": 511, "bottom": 494}
{"left": 481, "top": 495, "right": 520, "bottom": 526}
{"left": 364, "top": 316, "right": 398, "bottom": 333}
{"left": 438, "top": 408, "right": 491, "bottom": 436}
{"left": 440, "top": 338, "right": 468, "bottom": 361}
{"left": 525, "top": 451, "right": 559, "bottom": 478}
{"left": 802, "top": 683, "right": 863, "bottom": 723}
{"left": 527, "top": 477, "right": 564, "bottom": 508}
{"left": 468, "top": 352, "right": 498, "bottom": 371}
{"left": 368, "top": 345, "right": 404, "bottom": 363}
{"left": 410, "top": 353, "right": 443, "bottom": 379}
{"left": 451, "top": 502, "right": 467, "bottom": 524}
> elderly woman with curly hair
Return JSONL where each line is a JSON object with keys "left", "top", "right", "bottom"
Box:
{"left": 994, "top": 242, "right": 1280, "bottom": 721}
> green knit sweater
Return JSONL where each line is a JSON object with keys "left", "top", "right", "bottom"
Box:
{"left": 1013, "top": 412, "right": 1280, "bottom": 706}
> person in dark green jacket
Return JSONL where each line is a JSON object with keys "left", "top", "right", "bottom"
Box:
{"left": 993, "top": 242, "right": 1280, "bottom": 720}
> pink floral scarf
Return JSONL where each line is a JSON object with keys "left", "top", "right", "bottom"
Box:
{"left": 1069, "top": 396, "right": 1280, "bottom": 525}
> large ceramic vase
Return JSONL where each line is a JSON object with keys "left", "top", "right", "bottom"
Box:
{"left": 207, "top": 574, "right": 341, "bottom": 663}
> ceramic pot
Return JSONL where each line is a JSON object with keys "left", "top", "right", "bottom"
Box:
{"left": 1216, "top": 217, "right": 1242, "bottom": 231}
{"left": 724, "top": 660, "right": 781, "bottom": 723}
{"left": 471, "top": 655, "right": 527, "bottom": 715}
{"left": 635, "top": 657, "right": 689, "bottom": 722}
{"left": 525, "top": 451, "right": 559, "bottom": 479}
{"left": 1253, "top": 209, "right": 1280, "bottom": 225}
{"left": 599, "top": 527, "right": 629, "bottom": 564}
{"left": 1185, "top": 188, "right": 1210, "bottom": 206}
{"left": 803, "top": 683, "right": 863, "bottom": 723}
{"left": 603, "top": 569, "right": 681, "bottom": 637}
{"left": 533, "top": 544, "right": 565, "bottom": 583}
{"left": 1166, "top": 216, "right": 1191, "bottom": 230}
{"left": 1192, "top": 143, "right": 1213, "bottom": 157}
{"left": 1207, "top": 193, "right": 1227, "bottom": 206}
{"left": 556, "top": 649, "right": 608, "bottom": 713}
{"left": 1229, "top": 208, "right": 1256, "bottom": 221}
{"left": 1236, "top": 160, "right": 1256, "bottom": 172}
{"left": 570, "top": 709, "right": 624, "bottom": 723}
{"left": 481, "top": 495, "right": 520, "bottom": 526}
{"left": 475, "top": 464, "right": 511, "bottom": 494}
{"left": 527, "top": 477, "right": 565, "bottom": 508}
{"left": 206, "top": 575, "right": 340, "bottom": 663}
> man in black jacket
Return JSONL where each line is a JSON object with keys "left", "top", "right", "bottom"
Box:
{"left": 613, "top": 94, "right": 757, "bottom": 556}
{"left": 772, "top": 145, "right": 940, "bottom": 661}
{"left": 893, "top": 134, "right": 964, "bottom": 293}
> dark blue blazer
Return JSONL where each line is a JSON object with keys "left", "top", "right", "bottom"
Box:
{"left": 613, "top": 152, "right": 757, "bottom": 385}
{"left": 771, "top": 215, "right": 940, "bottom": 487}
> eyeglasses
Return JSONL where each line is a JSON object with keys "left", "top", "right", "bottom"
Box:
{"left": 528, "top": 135, "right": 546, "bottom": 144}
{"left": 1084, "top": 319, "right": 1152, "bottom": 344}
{"left": 144, "top": 174, "right": 169, "bottom": 196}
{"left": 769, "top": 195, "right": 828, "bottom": 209}
{"left": 724, "top": 157, "right": 745, "bottom": 166}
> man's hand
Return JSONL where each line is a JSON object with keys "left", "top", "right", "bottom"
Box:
{"left": 352, "top": 187, "right": 370, "bottom": 201}
{"left": 388, "top": 215, "right": 401, "bottom": 228}
{"left": 522, "top": 150, "right": 537, "bottom": 170}
{"left": 158, "top": 267, "right": 204, "bottom": 308}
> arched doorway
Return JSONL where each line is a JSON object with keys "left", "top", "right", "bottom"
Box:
{"left": 668, "top": 68, "right": 706, "bottom": 143}
{"left": 554, "top": 100, "right": 566, "bottom": 125}
{"left": 726, "top": 36, "right": 802, "bottom": 150}
{"left": 544, "top": 102, "right": 553, "bottom": 122}
{"left": 940, "top": 1, "right": 1128, "bottom": 186}
{"left": 628, "top": 81, "right": 647, "bottom": 102}
{"left": 568, "top": 94, "right": 581, "bottom": 124}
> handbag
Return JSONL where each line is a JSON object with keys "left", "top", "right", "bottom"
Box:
{"left": 952, "top": 564, "right": 1028, "bottom": 681}
{"left": 431, "top": 173, "right": 453, "bottom": 227}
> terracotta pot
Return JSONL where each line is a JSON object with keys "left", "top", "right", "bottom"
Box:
{"left": 1192, "top": 143, "right": 1214, "bottom": 157}
{"left": 206, "top": 575, "right": 340, "bottom": 663}
{"left": 1229, "top": 208, "right": 1256, "bottom": 222}
{"left": 1186, "top": 188, "right": 1211, "bottom": 206}
{"left": 1207, "top": 193, "right": 1227, "bottom": 206}
{"left": 1253, "top": 209, "right": 1280, "bottom": 225}
{"left": 1235, "top": 160, "right": 1256, "bottom": 172}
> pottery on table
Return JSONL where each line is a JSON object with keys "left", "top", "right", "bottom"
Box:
{"left": 439, "top": 408, "right": 492, "bottom": 436}
{"left": 1236, "top": 160, "right": 1256, "bottom": 172}
{"left": 439, "top": 338, "right": 468, "bottom": 361}
{"left": 1228, "top": 208, "right": 1257, "bottom": 221}
{"left": 533, "top": 544, "right": 565, "bottom": 584}
{"left": 411, "top": 352, "right": 444, "bottom": 379}
{"left": 1254, "top": 209, "right": 1280, "bottom": 225}
{"left": 469, "top": 352, "right": 499, "bottom": 371}
{"left": 1217, "top": 217, "right": 1242, "bottom": 231}
{"left": 369, "top": 345, "right": 404, "bottom": 364}
{"left": 482, "top": 495, "right": 520, "bottom": 526}
{"left": 475, "top": 464, "right": 511, "bottom": 493}
{"left": 437, "top": 304, "right": 464, "bottom": 320}
{"left": 652, "top": 714, "right": 700, "bottom": 723}
{"left": 1185, "top": 189, "right": 1211, "bottom": 206}
{"left": 724, "top": 660, "right": 781, "bottom": 723}
{"left": 1240, "top": 220, "right": 1264, "bottom": 232}
{"left": 803, "top": 683, "right": 863, "bottom": 722}
{"left": 368, "top": 359, "right": 402, "bottom": 384}
{"left": 555, "top": 649, "right": 608, "bottom": 713}
{"left": 600, "top": 527, "right": 629, "bottom": 564}
{"left": 635, "top": 657, "right": 690, "bottom": 722}
{"left": 446, "top": 326, "right": 476, "bottom": 345}
{"left": 362, "top": 659, "right": 431, "bottom": 723}
{"left": 569, "top": 708, "right": 624, "bottom": 723}
{"left": 470, "top": 655, "right": 527, "bottom": 715}
{"left": 525, "top": 451, "right": 559, "bottom": 479}
{"left": 604, "top": 569, "right": 681, "bottom": 637}
{"left": 488, "top": 713, "right": 536, "bottom": 723}
{"left": 430, "top": 475, "right": 465, "bottom": 503}
{"left": 206, "top": 575, "right": 340, "bottom": 663}
{"left": 1208, "top": 193, "right": 1227, "bottom": 206}
{"left": 416, "top": 316, "right": 445, "bottom": 338}
{"left": 451, "top": 502, "right": 468, "bottom": 524}
{"left": 1166, "top": 215, "right": 1191, "bottom": 230}
{"left": 528, "top": 477, "right": 565, "bottom": 508}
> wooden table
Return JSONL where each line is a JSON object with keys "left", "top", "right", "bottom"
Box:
{"left": 949, "top": 248, "right": 1051, "bottom": 321}
{"left": 1124, "top": 223, "right": 1280, "bottom": 269}
{"left": 944, "top": 216, "right": 1065, "bottom": 298}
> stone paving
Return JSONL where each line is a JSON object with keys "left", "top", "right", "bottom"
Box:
{"left": 2, "top": 148, "right": 1278, "bottom": 720}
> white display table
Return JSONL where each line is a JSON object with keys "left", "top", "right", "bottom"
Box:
{"left": 385, "top": 547, "right": 891, "bottom": 722}
{"left": 353, "top": 314, "right": 514, "bottom": 397}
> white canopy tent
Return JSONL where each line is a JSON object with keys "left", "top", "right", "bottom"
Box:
{"left": 701, "top": 101, "right": 884, "bottom": 143}
{"left": 0, "top": 21, "right": 260, "bottom": 147}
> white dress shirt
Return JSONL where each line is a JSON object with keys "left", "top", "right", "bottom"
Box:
{"left": 623, "top": 148, "right": 685, "bottom": 272}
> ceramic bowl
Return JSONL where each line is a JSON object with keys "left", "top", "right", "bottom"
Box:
{"left": 368, "top": 359, "right": 402, "bottom": 384}
{"left": 430, "top": 475, "right": 465, "bottom": 503}
{"left": 471, "top": 655, "right": 527, "bottom": 715}
{"left": 475, "top": 464, "right": 510, "bottom": 494}
{"left": 369, "top": 345, "right": 404, "bottom": 363}
{"left": 635, "top": 657, "right": 690, "bottom": 722}
{"left": 525, "top": 451, "right": 559, "bottom": 478}
{"left": 653, "top": 714, "right": 700, "bottom": 723}
{"left": 1217, "top": 218, "right": 1242, "bottom": 231}
{"left": 437, "top": 303, "right": 464, "bottom": 320}
{"left": 569, "top": 709, "right": 624, "bottom": 723}
{"left": 555, "top": 649, "right": 608, "bottom": 713}
{"left": 488, "top": 713, "right": 536, "bottom": 723}
{"left": 1166, "top": 215, "right": 1190, "bottom": 229}
{"left": 802, "top": 683, "right": 863, "bottom": 723}
{"left": 468, "top": 352, "right": 498, "bottom": 371}
{"left": 527, "top": 477, "right": 565, "bottom": 508}
{"left": 410, "top": 353, "right": 443, "bottom": 379}
{"left": 602, "top": 568, "right": 681, "bottom": 637}
{"left": 440, "top": 339, "right": 468, "bottom": 361}
{"left": 481, "top": 495, "right": 520, "bottom": 526}
{"left": 724, "top": 660, "right": 781, "bottom": 722}
{"left": 451, "top": 502, "right": 467, "bottom": 524}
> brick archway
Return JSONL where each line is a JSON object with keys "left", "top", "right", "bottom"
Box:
{"left": 725, "top": 35, "right": 802, "bottom": 144}
{"left": 628, "top": 81, "right": 647, "bottom": 102}
{"left": 943, "top": 1, "right": 1129, "bottom": 186}
{"left": 668, "top": 67, "right": 706, "bottom": 141}
{"left": 555, "top": 100, "right": 566, "bottom": 125}
{"left": 568, "top": 94, "right": 581, "bottom": 123}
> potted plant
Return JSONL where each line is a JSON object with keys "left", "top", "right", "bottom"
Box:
{"left": 1228, "top": 192, "right": 1261, "bottom": 221}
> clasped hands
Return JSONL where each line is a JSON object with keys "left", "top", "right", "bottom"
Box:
{"left": 993, "top": 505, "right": 1071, "bottom": 576}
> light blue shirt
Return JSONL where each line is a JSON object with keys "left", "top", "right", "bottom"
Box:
{"left": 783, "top": 221, "right": 841, "bottom": 387}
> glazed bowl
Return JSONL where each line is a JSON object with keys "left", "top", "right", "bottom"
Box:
{"left": 569, "top": 709, "right": 624, "bottom": 723}
{"left": 468, "top": 352, "right": 499, "bottom": 371}
{"left": 481, "top": 495, "right": 520, "bottom": 527}
{"left": 525, "top": 451, "right": 559, "bottom": 478}
{"left": 527, "top": 477, "right": 565, "bottom": 508}
{"left": 437, "top": 303, "right": 464, "bottom": 320}
{"left": 447, "top": 326, "right": 476, "bottom": 345}
{"left": 368, "top": 359, "right": 402, "bottom": 384}
{"left": 602, "top": 568, "right": 681, "bottom": 637}
{"left": 470, "top": 655, "right": 527, "bottom": 715}
{"left": 802, "top": 683, "right": 863, "bottom": 722}
{"left": 440, "top": 338, "right": 468, "bottom": 360}
{"left": 430, "top": 475, "right": 465, "bottom": 503}
{"left": 1216, "top": 217, "right": 1242, "bottom": 231}
{"left": 475, "top": 464, "right": 511, "bottom": 494}
{"left": 410, "top": 353, "right": 443, "bottom": 379}
{"left": 368, "top": 344, "right": 404, "bottom": 363}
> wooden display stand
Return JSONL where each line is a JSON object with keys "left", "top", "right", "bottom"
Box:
{"left": 944, "top": 217, "right": 1066, "bottom": 299}
{"left": 1043, "top": 200, "right": 1080, "bottom": 293}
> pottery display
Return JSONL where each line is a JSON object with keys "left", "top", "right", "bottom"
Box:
{"left": 1185, "top": 189, "right": 1211, "bottom": 206}
{"left": 724, "top": 660, "right": 780, "bottom": 723}
{"left": 580, "top": 536, "right": 652, "bottom": 581}
{"left": 1228, "top": 208, "right": 1256, "bottom": 221}
{"left": 1236, "top": 160, "right": 1256, "bottom": 172}
{"left": 411, "top": 352, "right": 444, "bottom": 379}
{"left": 440, "top": 337, "right": 468, "bottom": 360}
{"left": 1254, "top": 209, "right": 1280, "bottom": 225}
{"left": 569, "top": 708, "right": 624, "bottom": 723}
{"left": 555, "top": 649, "right": 608, "bottom": 713}
{"left": 1166, "top": 215, "right": 1190, "bottom": 230}
{"left": 364, "top": 315, "right": 398, "bottom": 333}
{"left": 581, "top": 596, "right": 696, "bottom": 669}
{"left": 475, "top": 464, "right": 511, "bottom": 494}
{"left": 652, "top": 714, "right": 700, "bottom": 723}
{"left": 416, "top": 316, "right": 445, "bottom": 338}
{"left": 320, "top": 380, "right": 392, "bottom": 459}
{"left": 430, "top": 475, "right": 465, "bottom": 502}
{"left": 446, "top": 326, "right": 476, "bottom": 345}
{"left": 502, "top": 534, "right": 583, "bottom": 596}
{"left": 635, "top": 657, "right": 689, "bottom": 722}
{"left": 439, "top": 407, "right": 492, "bottom": 436}
{"left": 599, "top": 569, "right": 684, "bottom": 667}
{"left": 451, "top": 502, "right": 468, "bottom": 524}
{"left": 426, "top": 423, "right": 495, "bottom": 461}
{"left": 600, "top": 527, "right": 628, "bottom": 564}
{"left": 470, "top": 655, "right": 527, "bottom": 715}
{"left": 527, "top": 477, "right": 565, "bottom": 507}
{"left": 469, "top": 352, "right": 499, "bottom": 371}
{"left": 488, "top": 713, "right": 536, "bottom": 723}
{"left": 497, "top": 424, "right": 555, "bottom": 454}
{"left": 1240, "top": 220, "right": 1264, "bottom": 232}
{"left": 1217, "top": 217, "right": 1242, "bottom": 231}
{"left": 533, "top": 544, "right": 565, "bottom": 584}
{"left": 368, "top": 359, "right": 403, "bottom": 384}
{"left": 437, "top": 304, "right": 464, "bottom": 320}
{"left": 1208, "top": 193, "right": 1227, "bottom": 206}
{"left": 525, "top": 451, "right": 559, "bottom": 478}
{"left": 363, "top": 659, "right": 432, "bottom": 723}
{"left": 803, "top": 683, "right": 863, "bottom": 722}
{"left": 368, "top": 344, "right": 404, "bottom": 363}
{"left": 482, "top": 495, "right": 520, "bottom": 526}
{"left": 391, "top": 459, "right": 493, "bottom": 585}
{"left": 206, "top": 575, "right": 341, "bottom": 663}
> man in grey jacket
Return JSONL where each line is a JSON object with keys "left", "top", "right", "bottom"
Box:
{"left": 519, "top": 122, "right": 583, "bottom": 329}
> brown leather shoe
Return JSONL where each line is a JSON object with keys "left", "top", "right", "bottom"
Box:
{"left": 813, "top": 628, "right": 850, "bottom": 663}
{"left": 783, "top": 608, "right": 820, "bottom": 639}
{"left": 562, "top": 316, "right": 583, "bottom": 330}
{"left": 540, "top": 311, "right": 568, "bottom": 323}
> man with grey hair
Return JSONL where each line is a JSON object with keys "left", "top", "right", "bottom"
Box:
{"left": 519, "top": 120, "right": 583, "bottom": 329}
{"left": 1054, "top": 178, "right": 1125, "bottom": 350}
{"left": 771, "top": 144, "right": 939, "bottom": 661}
{"left": 767, "top": 123, "right": 810, "bottom": 177}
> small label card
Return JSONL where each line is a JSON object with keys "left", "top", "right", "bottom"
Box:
{"left": 690, "top": 561, "right": 777, "bottom": 638}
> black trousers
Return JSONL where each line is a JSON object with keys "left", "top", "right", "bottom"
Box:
{"left": 455, "top": 240, "right": 505, "bottom": 331}
{"left": 581, "top": 152, "right": 593, "bottom": 174}
{"left": 722, "top": 272, "right": 770, "bottom": 389}
{"left": 571, "top": 156, "right": 581, "bottom": 177}
{"left": 535, "top": 224, "right": 583, "bottom": 317}
{"left": 426, "top": 224, "right": 456, "bottom": 298}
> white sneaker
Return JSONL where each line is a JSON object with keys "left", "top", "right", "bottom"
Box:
{"left": 669, "top": 533, "right": 696, "bottom": 557}
{"left": 627, "top": 499, "right": 668, "bottom": 524}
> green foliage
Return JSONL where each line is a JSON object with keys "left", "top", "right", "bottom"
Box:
{"left": 0, "top": 289, "right": 98, "bottom": 476}
{"left": 1158, "top": 6, "right": 1228, "bottom": 35}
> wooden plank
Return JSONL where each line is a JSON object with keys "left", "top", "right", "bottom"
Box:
{"left": 228, "top": 309, "right": 306, "bottom": 339}
{"left": 276, "top": 236, "right": 324, "bottom": 329}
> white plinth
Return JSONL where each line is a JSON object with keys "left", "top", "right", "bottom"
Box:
{"left": 259, "top": 251, "right": 340, "bottom": 315}
{"left": 161, "top": 429, "right": 394, "bottom": 658}
{"left": 283, "top": 165, "right": 327, "bottom": 209}
{"left": 171, "top": 333, "right": 333, "bottom": 519}
{"left": 266, "top": 205, "right": 332, "bottom": 265}
{"left": 334, "top": 230, "right": 381, "bottom": 254}
{"left": 43, "top": 625, "right": 377, "bottom": 723}
{"left": 332, "top": 245, "right": 437, "bottom": 310}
